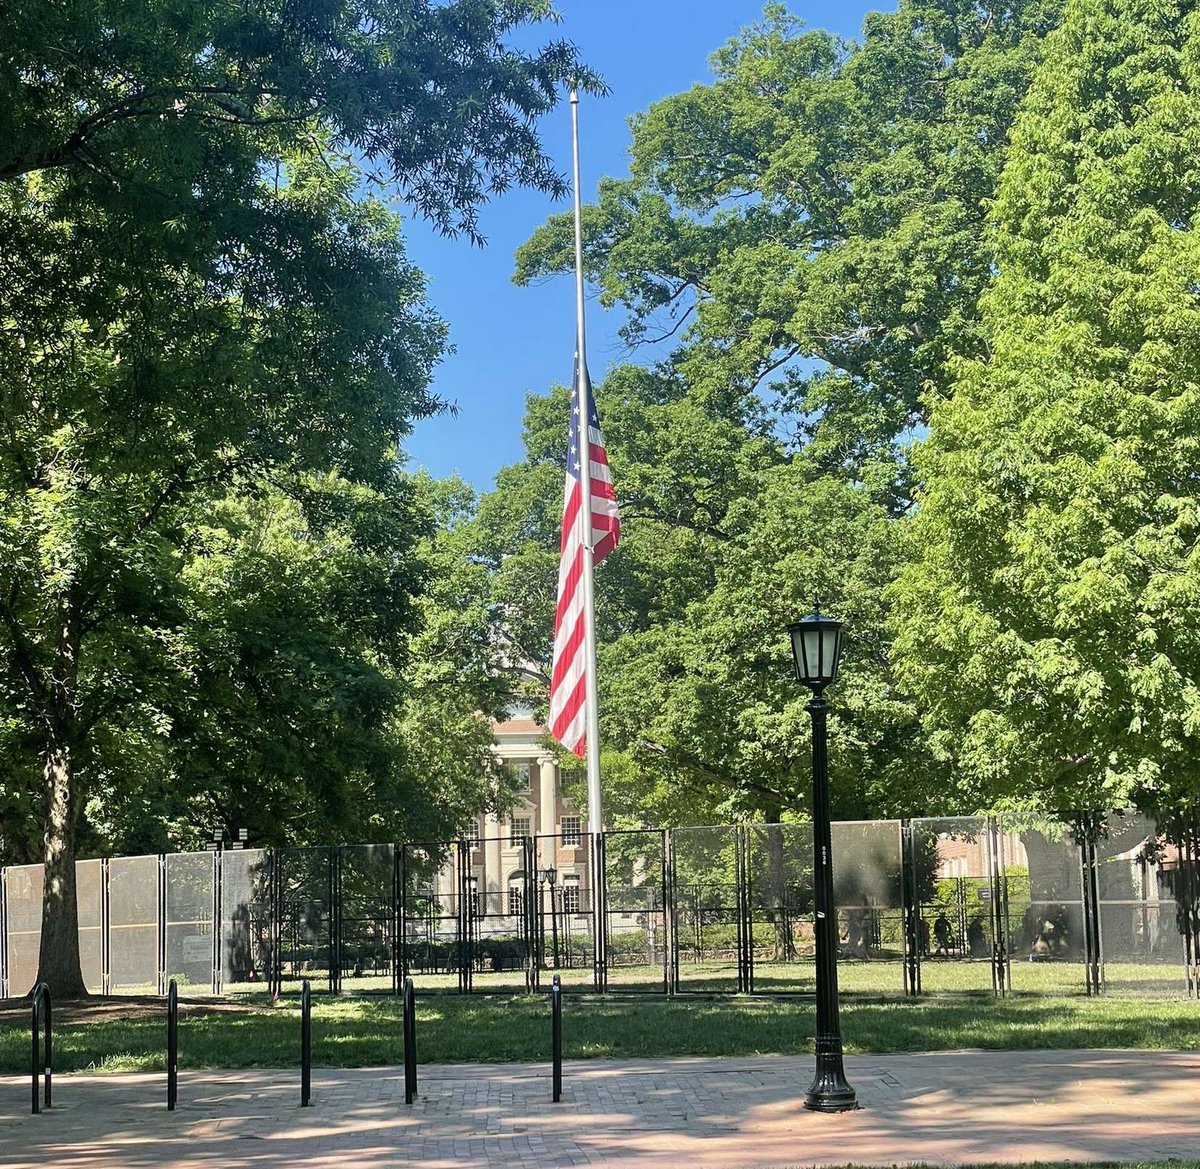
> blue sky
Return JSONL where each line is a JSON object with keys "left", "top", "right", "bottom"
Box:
{"left": 403, "top": 1, "right": 887, "bottom": 491}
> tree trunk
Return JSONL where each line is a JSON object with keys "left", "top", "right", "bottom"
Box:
{"left": 36, "top": 733, "right": 87, "bottom": 998}
{"left": 35, "top": 599, "right": 88, "bottom": 1000}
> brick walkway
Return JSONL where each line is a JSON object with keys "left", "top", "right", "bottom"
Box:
{"left": 2, "top": 1050, "right": 1198, "bottom": 1168}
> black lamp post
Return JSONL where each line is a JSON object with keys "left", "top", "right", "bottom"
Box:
{"left": 787, "top": 609, "right": 858, "bottom": 1113}
{"left": 541, "top": 866, "right": 560, "bottom": 969}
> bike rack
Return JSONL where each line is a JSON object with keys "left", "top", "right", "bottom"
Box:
{"left": 167, "top": 978, "right": 178, "bottom": 1110}
{"left": 403, "top": 976, "right": 417, "bottom": 1104}
{"left": 31, "top": 981, "right": 51, "bottom": 1114}
{"left": 551, "top": 974, "right": 562, "bottom": 1103}
{"left": 301, "top": 978, "right": 312, "bottom": 1106}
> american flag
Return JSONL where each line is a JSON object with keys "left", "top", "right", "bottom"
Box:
{"left": 549, "top": 356, "right": 620, "bottom": 757}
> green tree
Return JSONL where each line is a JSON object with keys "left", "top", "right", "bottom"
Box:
{"left": 598, "top": 466, "right": 934, "bottom": 826}
{"left": 467, "top": 364, "right": 942, "bottom": 827}
{"left": 0, "top": 0, "right": 593, "bottom": 996}
{"left": 492, "top": 1, "right": 1065, "bottom": 823}
{"left": 893, "top": 0, "right": 1200, "bottom": 813}
{"left": 516, "top": 0, "right": 1062, "bottom": 510}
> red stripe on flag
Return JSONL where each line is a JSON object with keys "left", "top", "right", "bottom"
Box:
{"left": 549, "top": 363, "right": 620, "bottom": 759}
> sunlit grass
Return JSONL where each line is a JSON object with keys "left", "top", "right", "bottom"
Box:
{"left": 1, "top": 988, "right": 1198, "bottom": 1075}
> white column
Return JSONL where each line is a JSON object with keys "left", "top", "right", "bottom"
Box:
{"left": 538, "top": 756, "right": 557, "bottom": 851}
{"left": 485, "top": 812, "right": 503, "bottom": 903}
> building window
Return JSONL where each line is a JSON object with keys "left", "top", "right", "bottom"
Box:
{"left": 561, "top": 816, "right": 582, "bottom": 846}
{"left": 510, "top": 816, "right": 531, "bottom": 845}
{"left": 463, "top": 820, "right": 480, "bottom": 846}
{"left": 562, "top": 879, "right": 581, "bottom": 914}
{"left": 508, "top": 881, "right": 524, "bottom": 916}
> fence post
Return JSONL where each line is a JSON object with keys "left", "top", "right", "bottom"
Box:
{"left": 1075, "top": 813, "right": 1102, "bottom": 996}
{"left": 659, "top": 830, "right": 670, "bottom": 994}
{"left": 268, "top": 848, "right": 280, "bottom": 1000}
{"left": 157, "top": 854, "right": 167, "bottom": 997}
{"left": 551, "top": 973, "right": 562, "bottom": 1102}
{"left": 665, "top": 830, "right": 679, "bottom": 994}
{"left": 31, "top": 981, "right": 51, "bottom": 1114}
{"left": 212, "top": 848, "right": 222, "bottom": 996}
{"left": 987, "top": 816, "right": 1008, "bottom": 996}
{"left": 1, "top": 866, "right": 9, "bottom": 1000}
{"left": 398, "top": 845, "right": 408, "bottom": 991}
{"left": 403, "top": 976, "right": 417, "bottom": 1104}
{"left": 592, "top": 832, "right": 608, "bottom": 992}
{"left": 392, "top": 844, "right": 401, "bottom": 996}
{"left": 524, "top": 835, "right": 538, "bottom": 993}
{"left": 1179, "top": 814, "right": 1199, "bottom": 999}
{"left": 735, "top": 825, "right": 753, "bottom": 993}
{"left": 166, "top": 978, "right": 178, "bottom": 1110}
{"left": 328, "top": 847, "right": 339, "bottom": 996}
{"left": 301, "top": 978, "right": 312, "bottom": 1106}
{"left": 100, "top": 857, "right": 111, "bottom": 997}
{"left": 901, "top": 822, "right": 922, "bottom": 997}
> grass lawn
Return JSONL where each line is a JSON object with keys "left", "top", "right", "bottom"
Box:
{"left": 1, "top": 989, "right": 1198, "bottom": 1075}
{"left": 332, "top": 957, "right": 1190, "bottom": 998}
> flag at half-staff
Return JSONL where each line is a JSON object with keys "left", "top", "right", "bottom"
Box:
{"left": 549, "top": 352, "right": 620, "bottom": 758}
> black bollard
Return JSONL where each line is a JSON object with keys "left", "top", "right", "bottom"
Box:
{"left": 31, "top": 982, "right": 51, "bottom": 1114}
{"left": 551, "top": 974, "right": 562, "bottom": 1103}
{"left": 403, "top": 976, "right": 417, "bottom": 1104}
{"left": 301, "top": 979, "right": 312, "bottom": 1107}
{"left": 167, "top": 979, "right": 178, "bottom": 1110}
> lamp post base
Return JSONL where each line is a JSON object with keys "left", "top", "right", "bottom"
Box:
{"left": 804, "top": 1037, "right": 858, "bottom": 1112}
{"left": 803, "top": 1077, "right": 859, "bottom": 1113}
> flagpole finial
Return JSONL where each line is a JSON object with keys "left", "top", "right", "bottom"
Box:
{"left": 569, "top": 88, "right": 579, "bottom": 105}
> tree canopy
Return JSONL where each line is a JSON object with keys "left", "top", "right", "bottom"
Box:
{"left": 0, "top": 0, "right": 592, "bottom": 995}
{"left": 893, "top": 0, "right": 1200, "bottom": 814}
{"left": 481, "top": 0, "right": 1064, "bottom": 829}
{"left": 516, "top": 0, "right": 1062, "bottom": 509}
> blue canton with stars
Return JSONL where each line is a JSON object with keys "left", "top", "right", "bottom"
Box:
{"left": 567, "top": 361, "right": 601, "bottom": 481}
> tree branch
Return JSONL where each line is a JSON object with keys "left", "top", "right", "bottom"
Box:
{"left": 0, "top": 83, "right": 308, "bottom": 182}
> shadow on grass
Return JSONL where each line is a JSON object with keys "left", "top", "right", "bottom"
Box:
{"left": 0, "top": 992, "right": 1197, "bottom": 1073}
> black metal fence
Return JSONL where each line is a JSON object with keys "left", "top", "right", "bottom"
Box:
{"left": 2, "top": 811, "right": 1198, "bottom": 999}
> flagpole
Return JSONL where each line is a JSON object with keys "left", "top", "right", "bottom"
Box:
{"left": 570, "top": 88, "right": 607, "bottom": 984}
{"left": 569, "top": 89, "right": 604, "bottom": 840}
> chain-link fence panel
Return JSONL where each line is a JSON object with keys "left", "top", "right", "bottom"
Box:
{"left": 999, "top": 814, "right": 1087, "bottom": 995}
{"left": 108, "top": 854, "right": 159, "bottom": 993}
{"left": 745, "top": 823, "right": 812, "bottom": 993}
{"left": 832, "top": 820, "right": 906, "bottom": 997}
{"left": 4, "top": 864, "right": 42, "bottom": 996}
{"left": 339, "top": 844, "right": 395, "bottom": 993}
{"left": 165, "top": 852, "right": 216, "bottom": 993}
{"left": 400, "top": 841, "right": 465, "bottom": 993}
{"left": 277, "top": 847, "right": 333, "bottom": 993}
{"left": 602, "top": 830, "right": 667, "bottom": 992}
{"left": 529, "top": 832, "right": 597, "bottom": 992}
{"left": 466, "top": 833, "right": 535, "bottom": 993}
{"left": 77, "top": 858, "right": 104, "bottom": 994}
{"left": 671, "top": 825, "right": 741, "bottom": 993}
{"left": 1095, "top": 810, "right": 1190, "bottom": 996}
{"left": 911, "top": 817, "right": 999, "bottom": 993}
{"left": 220, "top": 850, "right": 272, "bottom": 994}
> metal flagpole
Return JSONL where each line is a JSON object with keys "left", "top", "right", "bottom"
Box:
{"left": 569, "top": 90, "right": 603, "bottom": 839}
{"left": 570, "top": 89, "right": 607, "bottom": 984}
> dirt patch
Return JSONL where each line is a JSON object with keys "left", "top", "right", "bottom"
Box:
{"left": 0, "top": 994, "right": 270, "bottom": 1027}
